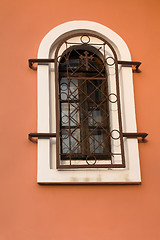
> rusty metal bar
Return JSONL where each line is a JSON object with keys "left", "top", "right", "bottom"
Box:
{"left": 28, "top": 132, "right": 148, "bottom": 143}
{"left": 122, "top": 132, "right": 148, "bottom": 140}
{"left": 118, "top": 61, "right": 141, "bottom": 72}
{"left": 28, "top": 133, "right": 56, "bottom": 143}
{"left": 28, "top": 59, "right": 141, "bottom": 72}
{"left": 28, "top": 59, "right": 55, "bottom": 70}
{"left": 57, "top": 164, "right": 124, "bottom": 169}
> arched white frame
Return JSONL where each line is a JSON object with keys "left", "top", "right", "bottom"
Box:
{"left": 37, "top": 21, "right": 141, "bottom": 184}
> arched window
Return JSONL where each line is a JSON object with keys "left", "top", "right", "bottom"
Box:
{"left": 54, "top": 33, "right": 125, "bottom": 169}
{"left": 30, "top": 21, "right": 145, "bottom": 184}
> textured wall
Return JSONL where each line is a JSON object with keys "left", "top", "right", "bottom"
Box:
{"left": 0, "top": 0, "right": 160, "bottom": 239}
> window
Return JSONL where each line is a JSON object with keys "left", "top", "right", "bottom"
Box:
{"left": 36, "top": 21, "right": 141, "bottom": 184}
{"left": 55, "top": 34, "right": 125, "bottom": 169}
{"left": 58, "top": 48, "right": 111, "bottom": 168}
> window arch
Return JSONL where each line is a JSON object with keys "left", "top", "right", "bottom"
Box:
{"left": 36, "top": 21, "right": 141, "bottom": 184}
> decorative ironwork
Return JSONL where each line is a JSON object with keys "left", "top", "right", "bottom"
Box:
{"left": 54, "top": 33, "right": 126, "bottom": 169}
{"left": 28, "top": 34, "right": 146, "bottom": 169}
{"left": 79, "top": 51, "right": 94, "bottom": 70}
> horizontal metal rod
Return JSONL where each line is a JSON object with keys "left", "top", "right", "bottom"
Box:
{"left": 28, "top": 59, "right": 55, "bottom": 70}
{"left": 28, "top": 59, "right": 142, "bottom": 72}
{"left": 122, "top": 132, "right": 148, "bottom": 140}
{"left": 118, "top": 61, "right": 141, "bottom": 72}
{"left": 57, "top": 164, "right": 125, "bottom": 169}
{"left": 28, "top": 132, "right": 148, "bottom": 143}
{"left": 118, "top": 61, "right": 141, "bottom": 67}
{"left": 67, "top": 77, "right": 106, "bottom": 79}
{"left": 28, "top": 133, "right": 56, "bottom": 143}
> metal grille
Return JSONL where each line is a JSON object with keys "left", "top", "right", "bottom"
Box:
{"left": 55, "top": 34, "right": 125, "bottom": 168}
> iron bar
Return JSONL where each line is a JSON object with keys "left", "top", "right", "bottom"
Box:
{"left": 122, "top": 132, "right": 148, "bottom": 140}
{"left": 118, "top": 61, "right": 141, "bottom": 72}
{"left": 29, "top": 59, "right": 142, "bottom": 72}
{"left": 28, "top": 133, "right": 56, "bottom": 143}
{"left": 57, "top": 164, "right": 125, "bottom": 169}
{"left": 28, "top": 59, "right": 55, "bottom": 70}
{"left": 28, "top": 132, "right": 148, "bottom": 143}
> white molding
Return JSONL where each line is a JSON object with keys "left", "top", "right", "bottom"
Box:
{"left": 37, "top": 21, "right": 141, "bottom": 184}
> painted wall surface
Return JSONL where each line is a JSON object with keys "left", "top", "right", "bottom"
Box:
{"left": 0, "top": 0, "right": 160, "bottom": 239}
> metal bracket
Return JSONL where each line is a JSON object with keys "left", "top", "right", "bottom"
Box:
{"left": 28, "top": 59, "right": 55, "bottom": 70}
{"left": 28, "top": 133, "right": 56, "bottom": 143}
{"left": 28, "top": 132, "right": 148, "bottom": 143}
{"left": 117, "top": 61, "right": 142, "bottom": 73}
{"left": 122, "top": 132, "right": 148, "bottom": 141}
{"left": 28, "top": 59, "right": 141, "bottom": 72}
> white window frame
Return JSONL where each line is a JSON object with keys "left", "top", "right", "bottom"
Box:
{"left": 37, "top": 21, "right": 141, "bottom": 184}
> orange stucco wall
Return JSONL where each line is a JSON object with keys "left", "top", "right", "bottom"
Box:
{"left": 0, "top": 0, "right": 160, "bottom": 239}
